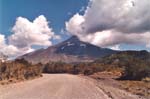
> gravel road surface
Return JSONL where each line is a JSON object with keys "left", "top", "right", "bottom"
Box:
{"left": 0, "top": 74, "right": 142, "bottom": 99}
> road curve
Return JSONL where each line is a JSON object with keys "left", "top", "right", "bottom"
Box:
{"left": 0, "top": 74, "right": 141, "bottom": 99}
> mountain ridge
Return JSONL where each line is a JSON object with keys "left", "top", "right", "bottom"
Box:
{"left": 19, "top": 36, "right": 118, "bottom": 64}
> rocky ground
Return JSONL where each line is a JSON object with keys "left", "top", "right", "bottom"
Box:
{"left": 89, "top": 72, "right": 149, "bottom": 99}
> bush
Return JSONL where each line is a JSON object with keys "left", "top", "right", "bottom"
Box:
{"left": 122, "top": 59, "right": 150, "bottom": 80}
{"left": 0, "top": 59, "right": 43, "bottom": 82}
{"left": 43, "top": 62, "right": 105, "bottom": 75}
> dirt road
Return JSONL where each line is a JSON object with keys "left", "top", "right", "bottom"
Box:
{"left": 0, "top": 74, "right": 142, "bottom": 99}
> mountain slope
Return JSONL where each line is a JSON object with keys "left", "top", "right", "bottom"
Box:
{"left": 20, "top": 36, "right": 117, "bottom": 64}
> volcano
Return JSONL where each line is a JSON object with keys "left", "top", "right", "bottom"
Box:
{"left": 20, "top": 36, "right": 118, "bottom": 64}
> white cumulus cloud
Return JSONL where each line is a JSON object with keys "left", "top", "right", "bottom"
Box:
{"left": 66, "top": 13, "right": 85, "bottom": 36}
{"left": 66, "top": 0, "right": 150, "bottom": 49}
{"left": 0, "top": 15, "right": 60, "bottom": 58}
{"left": 0, "top": 34, "right": 5, "bottom": 46}
{"left": 9, "top": 15, "right": 55, "bottom": 48}
{"left": 0, "top": 34, "right": 19, "bottom": 57}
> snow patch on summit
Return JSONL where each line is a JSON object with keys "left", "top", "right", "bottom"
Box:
{"left": 67, "top": 42, "right": 75, "bottom": 46}
{"left": 80, "top": 44, "right": 86, "bottom": 48}
{"left": 61, "top": 47, "right": 65, "bottom": 50}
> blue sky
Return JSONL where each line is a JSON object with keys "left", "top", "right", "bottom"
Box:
{"left": 0, "top": 0, "right": 88, "bottom": 41}
{"left": 0, "top": 0, "right": 150, "bottom": 55}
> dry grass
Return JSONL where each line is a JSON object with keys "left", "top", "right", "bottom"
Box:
{"left": 120, "top": 80, "right": 150, "bottom": 98}
{"left": 89, "top": 71, "right": 150, "bottom": 98}
{"left": 0, "top": 75, "right": 42, "bottom": 85}
{"left": 0, "top": 59, "right": 43, "bottom": 85}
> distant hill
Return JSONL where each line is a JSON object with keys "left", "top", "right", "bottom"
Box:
{"left": 19, "top": 36, "right": 117, "bottom": 64}
{"left": 95, "top": 50, "right": 150, "bottom": 64}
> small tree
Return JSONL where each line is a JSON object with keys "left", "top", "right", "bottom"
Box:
{"left": 122, "top": 59, "right": 150, "bottom": 80}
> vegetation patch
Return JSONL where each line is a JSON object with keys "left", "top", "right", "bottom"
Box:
{"left": 0, "top": 59, "right": 43, "bottom": 84}
{"left": 120, "top": 80, "right": 150, "bottom": 98}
